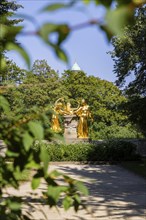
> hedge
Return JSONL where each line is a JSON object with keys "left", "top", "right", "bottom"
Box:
{"left": 34, "top": 140, "right": 140, "bottom": 162}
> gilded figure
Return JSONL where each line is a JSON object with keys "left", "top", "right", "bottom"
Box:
{"left": 51, "top": 98, "right": 64, "bottom": 132}
{"left": 74, "top": 99, "right": 91, "bottom": 138}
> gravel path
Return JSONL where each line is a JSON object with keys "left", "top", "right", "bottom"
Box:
{"left": 4, "top": 164, "right": 146, "bottom": 220}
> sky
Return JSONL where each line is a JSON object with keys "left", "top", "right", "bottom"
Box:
{"left": 7, "top": 0, "right": 116, "bottom": 82}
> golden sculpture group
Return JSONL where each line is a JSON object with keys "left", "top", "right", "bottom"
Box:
{"left": 51, "top": 98, "right": 92, "bottom": 139}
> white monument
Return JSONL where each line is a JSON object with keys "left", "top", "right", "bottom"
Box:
{"left": 71, "top": 62, "right": 81, "bottom": 71}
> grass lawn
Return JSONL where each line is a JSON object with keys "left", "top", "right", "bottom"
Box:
{"left": 120, "top": 159, "right": 146, "bottom": 179}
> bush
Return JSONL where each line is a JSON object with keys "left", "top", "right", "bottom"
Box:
{"left": 35, "top": 142, "right": 92, "bottom": 161}
{"left": 35, "top": 140, "right": 140, "bottom": 162}
{"left": 89, "top": 140, "right": 140, "bottom": 162}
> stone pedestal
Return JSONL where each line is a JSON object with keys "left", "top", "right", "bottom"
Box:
{"left": 64, "top": 115, "right": 78, "bottom": 144}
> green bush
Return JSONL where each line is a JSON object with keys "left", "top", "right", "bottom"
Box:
{"left": 35, "top": 140, "right": 140, "bottom": 162}
{"left": 89, "top": 140, "right": 140, "bottom": 162}
{"left": 36, "top": 142, "right": 92, "bottom": 161}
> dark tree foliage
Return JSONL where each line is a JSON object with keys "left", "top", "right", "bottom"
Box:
{"left": 125, "top": 97, "right": 146, "bottom": 137}
{"left": 0, "top": 0, "right": 23, "bottom": 25}
{"left": 111, "top": 6, "right": 146, "bottom": 96}
{"left": 0, "top": 58, "right": 26, "bottom": 85}
{"left": 111, "top": 6, "right": 146, "bottom": 136}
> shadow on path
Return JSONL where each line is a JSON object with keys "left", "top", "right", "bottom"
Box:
{"left": 4, "top": 164, "right": 146, "bottom": 220}
{"left": 50, "top": 164, "right": 146, "bottom": 220}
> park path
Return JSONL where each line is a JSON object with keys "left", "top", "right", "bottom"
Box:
{"left": 4, "top": 164, "right": 146, "bottom": 220}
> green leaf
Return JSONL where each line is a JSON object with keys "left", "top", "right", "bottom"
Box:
{"left": 55, "top": 46, "right": 68, "bottom": 63}
{"left": 135, "top": 0, "right": 146, "bottom": 4}
{"left": 74, "top": 197, "right": 80, "bottom": 212}
{"left": 63, "top": 196, "right": 73, "bottom": 210}
{"left": 40, "top": 146, "right": 49, "bottom": 174}
{"left": 39, "top": 23, "right": 58, "bottom": 43}
{"left": 0, "top": 24, "right": 7, "bottom": 39}
{"left": 40, "top": 2, "right": 75, "bottom": 12}
{"left": 0, "top": 58, "right": 6, "bottom": 70}
{"left": 82, "top": 0, "right": 90, "bottom": 4}
{"left": 73, "top": 194, "right": 81, "bottom": 212}
{"left": 105, "top": 6, "right": 134, "bottom": 36}
{"left": 25, "top": 160, "right": 41, "bottom": 169}
{"left": 31, "top": 177, "right": 41, "bottom": 189}
{"left": 28, "top": 121, "right": 44, "bottom": 140}
{"left": 74, "top": 194, "right": 81, "bottom": 203}
{"left": 57, "top": 25, "right": 70, "bottom": 45}
{"left": 39, "top": 23, "right": 70, "bottom": 45}
{"left": 6, "top": 150, "right": 19, "bottom": 157}
{"left": 100, "top": 25, "right": 113, "bottom": 41}
{"left": 49, "top": 43, "right": 68, "bottom": 62}
{"left": 6, "top": 43, "right": 30, "bottom": 68}
{"left": 63, "top": 175, "right": 75, "bottom": 184}
{"left": 49, "top": 170, "right": 62, "bottom": 179}
{"left": 117, "top": 0, "right": 133, "bottom": 7}
{"left": 47, "top": 185, "right": 68, "bottom": 202}
{"left": 41, "top": 3, "right": 67, "bottom": 12}
{"left": 75, "top": 181, "right": 88, "bottom": 196}
{"left": 0, "top": 96, "right": 10, "bottom": 113}
{"left": 23, "top": 132, "right": 33, "bottom": 151}
{"left": 9, "top": 201, "right": 21, "bottom": 211}
{"left": 38, "top": 23, "right": 69, "bottom": 62}
{"left": 94, "top": 0, "right": 113, "bottom": 7}
{"left": 1, "top": 24, "right": 23, "bottom": 40}
{"left": 9, "top": 25, "right": 23, "bottom": 36}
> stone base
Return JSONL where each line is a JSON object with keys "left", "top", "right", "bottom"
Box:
{"left": 64, "top": 137, "right": 89, "bottom": 144}
{"left": 64, "top": 115, "right": 78, "bottom": 143}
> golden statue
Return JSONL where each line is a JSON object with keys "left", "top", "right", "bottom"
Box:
{"left": 51, "top": 98, "right": 92, "bottom": 138}
{"left": 51, "top": 98, "right": 64, "bottom": 132}
{"left": 51, "top": 99, "right": 76, "bottom": 132}
{"left": 63, "top": 102, "right": 79, "bottom": 115}
{"left": 64, "top": 102, "right": 73, "bottom": 115}
{"left": 74, "top": 99, "right": 91, "bottom": 139}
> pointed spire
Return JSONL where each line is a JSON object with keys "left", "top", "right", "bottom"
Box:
{"left": 71, "top": 62, "right": 81, "bottom": 71}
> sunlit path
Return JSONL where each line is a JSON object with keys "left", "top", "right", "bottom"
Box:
{"left": 4, "top": 164, "right": 146, "bottom": 220}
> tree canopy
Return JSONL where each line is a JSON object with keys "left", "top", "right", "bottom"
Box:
{"left": 111, "top": 6, "right": 146, "bottom": 96}
{"left": 111, "top": 6, "right": 146, "bottom": 136}
{"left": 1, "top": 63, "right": 139, "bottom": 139}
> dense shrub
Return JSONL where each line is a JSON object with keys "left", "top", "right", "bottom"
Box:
{"left": 34, "top": 142, "right": 92, "bottom": 161}
{"left": 89, "top": 140, "right": 140, "bottom": 162}
{"left": 35, "top": 140, "right": 140, "bottom": 162}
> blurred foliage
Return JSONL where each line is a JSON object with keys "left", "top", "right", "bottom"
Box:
{"left": 39, "top": 0, "right": 146, "bottom": 44}
{"left": 1, "top": 0, "right": 145, "bottom": 67}
{"left": 0, "top": 97, "right": 89, "bottom": 219}
{"left": 0, "top": 0, "right": 145, "bottom": 218}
